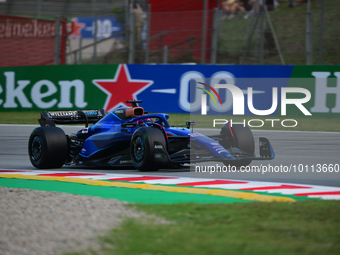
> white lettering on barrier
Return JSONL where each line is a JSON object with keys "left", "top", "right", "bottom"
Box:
{"left": 0, "top": 84, "right": 2, "bottom": 106}
{"left": 310, "top": 72, "right": 340, "bottom": 113}
{"left": 179, "top": 71, "right": 204, "bottom": 112}
{"left": 31, "top": 80, "right": 57, "bottom": 108}
{"left": 58, "top": 80, "right": 88, "bottom": 108}
{"left": 0, "top": 72, "right": 88, "bottom": 109}
{"left": 3, "top": 72, "right": 32, "bottom": 108}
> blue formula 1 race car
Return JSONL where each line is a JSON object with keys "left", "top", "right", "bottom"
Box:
{"left": 28, "top": 100, "right": 274, "bottom": 171}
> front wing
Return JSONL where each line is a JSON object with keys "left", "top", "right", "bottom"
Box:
{"left": 155, "top": 137, "right": 275, "bottom": 164}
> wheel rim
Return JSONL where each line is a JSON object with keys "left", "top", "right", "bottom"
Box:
{"left": 31, "top": 136, "right": 42, "bottom": 161}
{"left": 133, "top": 136, "right": 145, "bottom": 163}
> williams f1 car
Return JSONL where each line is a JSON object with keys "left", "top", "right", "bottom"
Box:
{"left": 28, "top": 100, "right": 274, "bottom": 171}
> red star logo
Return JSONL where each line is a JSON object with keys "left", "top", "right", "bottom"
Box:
{"left": 68, "top": 18, "right": 85, "bottom": 39}
{"left": 93, "top": 65, "right": 153, "bottom": 112}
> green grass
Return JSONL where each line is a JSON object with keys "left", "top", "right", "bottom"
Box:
{"left": 218, "top": 0, "right": 340, "bottom": 65}
{"left": 67, "top": 201, "right": 340, "bottom": 255}
{"left": 0, "top": 111, "right": 43, "bottom": 125}
{"left": 1, "top": 111, "right": 339, "bottom": 132}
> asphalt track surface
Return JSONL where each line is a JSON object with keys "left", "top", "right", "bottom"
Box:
{"left": 0, "top": 125, "right": 339, "bottom": 187}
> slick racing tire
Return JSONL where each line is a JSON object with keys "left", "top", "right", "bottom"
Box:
{"left": 28, "top": 127, "right": 68, "bottom": 169}
{"left": 130, "top": 127, "right": 167, "bottom": 171}
{"left": 220, "top": 123, "right": 255, "bottom": 168}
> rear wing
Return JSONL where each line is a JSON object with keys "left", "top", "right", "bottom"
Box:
{"left": 38, "top": 109, "right": 106, "bottom": 127}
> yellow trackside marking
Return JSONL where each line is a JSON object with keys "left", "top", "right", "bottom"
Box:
{"left": 31, "top": 177, "right": 65, "bottom": 181}
{"left": 131, "top": 184, "right": 152, "bottom": 189}
{"left": 0, "top": 174, "right": 26, "bottom": 178}
{"left": 103, "top": 182, "right": 133, "bottom": 188}
{"left": 178, "top": 188, "right": 217, "bottom": 195}
{"left": 236, "top": 193, "right": 257, "bottom": 199}
{"left": 142, "top": 185, "right": 187, "bottom": 192}
{"left": 111, "top": 182, "right": 149, "bottom": 188}
{"left": 0, "top": 173, "right": 296, "bottom": 203}
{"left": 21, "top": 176, "right": 64, "bottom": 181}
{"left": 0, "top": 174, "right": 64, "bottom": 181}
{"left": 61, "top": 178, "right": 104, "bottom": 185}
{"left": 206, "top": 190, "right": 228, "bottom": 195}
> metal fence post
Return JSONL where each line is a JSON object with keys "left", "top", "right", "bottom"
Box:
{"left": 264, "top": 5, "right": 285, "bottom": 65}
{"left": 144, "top": 4, "right": 150, "bottom": 64}
{"left": 129, "top": 11, "right": 136, "bottom": 64}
{"left": 318, "top": 0, "right": 324, "bottom": 65}
{"left": 125, "top": 0, "right": 130, "bottom": 53}
{"left": 125, "top": 0, "right": 130, "bottom": 29}
{"left": 74, "top": 51, "right": 77, "bottom": 65}
{"left": 54, "top": 16, "right": 61, "bottom": 65}
{"left": 37, "top": 0, "right": 42, "bottom": 17}
{"left": 79, "top": 36, "right": 82, "bottom": 64}
{"left": 211, "top": 8, "right": 218, "bottom": 64}
{"left": 259, "top": 8, "right": 265, "bottom": 65}
{"left": 163, "top": 46, "right": 168, "bottom": 64}
{"left": 201, "top": 0, "right": 207, "bottom": 64}
{"left": 92, "top": 0, "right": 97, "bottom": 16}
{"left": 93, "top": 11, "right": 98, "bottom": 65}
{"left": 306, "top": 11, "right": 313, "bottom": 65}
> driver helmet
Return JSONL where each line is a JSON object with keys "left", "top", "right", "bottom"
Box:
{"left": 136, "top": 119, "right": 145, "bottom": 126}
{"left": 137, "top": 118, "right": 153, "bottom": 126}
{"left": 145, "top": 117, "right": 153, "bottom": 125}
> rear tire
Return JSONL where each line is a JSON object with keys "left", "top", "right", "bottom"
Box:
{"left": 130, "top": 127, "right": 166, "bottom": 171}
{"left": 221, "top": 123, "right": 255, "bottom": 167}
{"left": 28, "top": 127, "right": 68, "bottom": 169}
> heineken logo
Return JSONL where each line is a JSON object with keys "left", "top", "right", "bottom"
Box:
{"left": 0, "top": 19, "right": 55, "bottom": 38}
{"left": 0, "top": 65, "right": 153, "bottom": 111}
{"left": 0, "top": 72, "right": 87, "bottom": 109}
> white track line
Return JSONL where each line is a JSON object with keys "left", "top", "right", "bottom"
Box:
{"left": 1, "top": 169, "right": 340, "bottom": 200}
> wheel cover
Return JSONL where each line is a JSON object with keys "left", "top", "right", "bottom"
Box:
{"left": 31, "top": 136, "right": 42, "bottom": 161}
{"left": 133, "top": 136, "right": 145, "bottom": 163}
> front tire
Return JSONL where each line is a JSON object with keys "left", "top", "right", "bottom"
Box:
{"left": 130, "top": 127, "right": 167, "bottom": 171}
{"left": 28, "top": 127, "right": 68, "bottom": 169}
{"left": 220, "top": 123, "right": 255, "bottom": 167}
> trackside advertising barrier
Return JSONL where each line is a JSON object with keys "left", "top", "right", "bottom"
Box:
{"left": 0, "top": 64, "right": 339, "bottom": 117}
